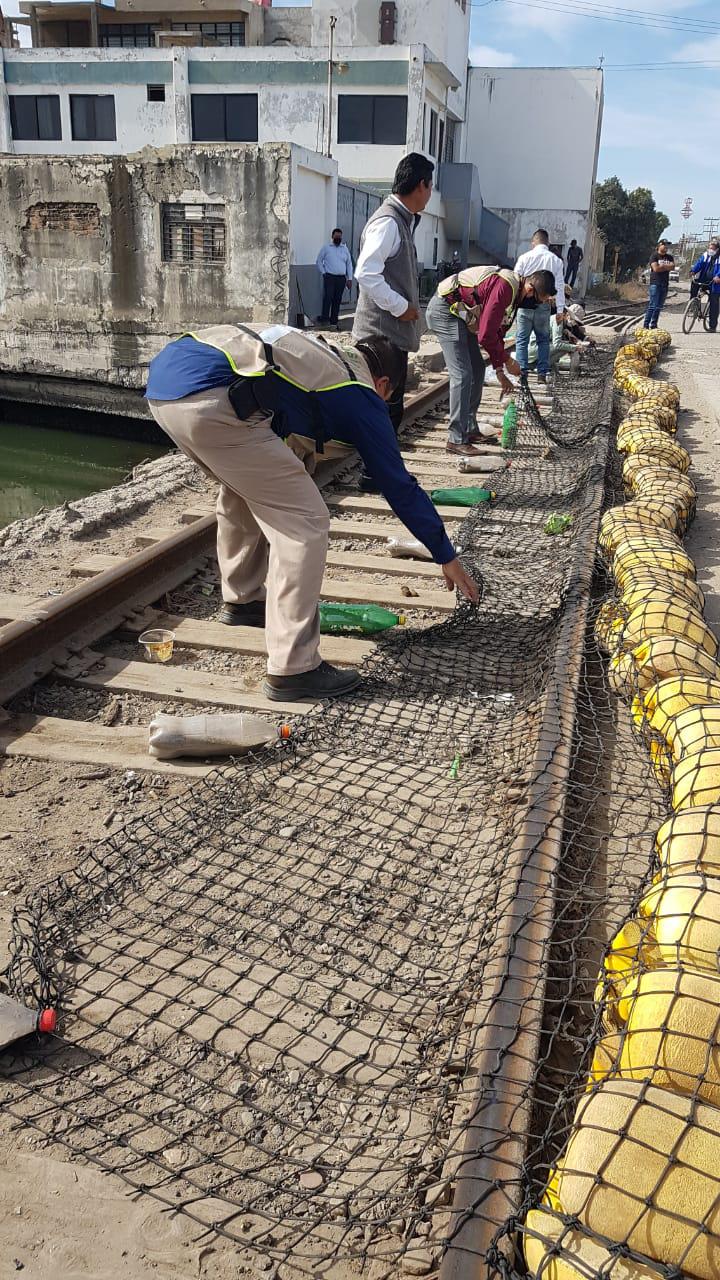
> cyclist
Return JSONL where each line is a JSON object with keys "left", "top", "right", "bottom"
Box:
{"left": 690, "top": 239, "right": 720, "bottom": 333}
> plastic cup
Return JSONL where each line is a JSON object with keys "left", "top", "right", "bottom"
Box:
{"left": 139, "top": 628, "right": 175, "bottom": 663}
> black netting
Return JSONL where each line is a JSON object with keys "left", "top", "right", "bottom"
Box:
{"left": 1, "top": 345, "right": 678, "bottom": 1279}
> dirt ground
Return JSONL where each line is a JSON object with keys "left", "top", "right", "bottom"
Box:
{"left": 0, "top": 325, "right": 713, "bottom": 1278}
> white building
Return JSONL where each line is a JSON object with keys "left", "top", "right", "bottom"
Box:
{"left": 0, "top": 0, "right": 506, "bottom": 272}
{"left": 462, "top": 66, "right": 604, "bottom": 290}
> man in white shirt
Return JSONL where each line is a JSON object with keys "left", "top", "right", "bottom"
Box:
{"left": 316, "top": 228, "right": 354, "bottom": 330}
{"left": 514, "top": 229, "right": 566, "bottom": 384}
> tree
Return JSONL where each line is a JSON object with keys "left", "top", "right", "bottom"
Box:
{"left": 595, "top": 176, "right": 670, "bottom": 276}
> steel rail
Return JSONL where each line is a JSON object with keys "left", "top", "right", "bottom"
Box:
{"left": 439, "top": 375, "right": 615, "bottom": 1280}
{"left": 0, "top": 377, "right": 449, "bottom": 706}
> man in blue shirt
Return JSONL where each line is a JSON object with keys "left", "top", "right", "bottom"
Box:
{"left": 145, "top": 326, "right": 478, "bottom": 703}
{"left": 316, "top": 229, "right": 353, "bottom": 330}
{"left": 690, "top": 239, "right": 720, "bottom": 333}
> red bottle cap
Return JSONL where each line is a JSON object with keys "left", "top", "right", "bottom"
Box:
{"left": 38, "top": 1008, "right": 57, "bottom": 1034}
{"left": 278, "top": 724, "right": 292, "bottom": 740}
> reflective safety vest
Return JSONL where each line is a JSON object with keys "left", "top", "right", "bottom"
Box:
{"left": 438, "top": 266, "right": 520, "bottom": 330}
{"left": 183, "top": 323, "right": 376, "bottom": 452}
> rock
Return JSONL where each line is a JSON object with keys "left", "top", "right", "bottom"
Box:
{"left": 279, "top": 825, "right": 297, "bottom": 839}
{"left": 0, "top": 832, "right": 12, "bottom": 841}
{"left": 420, "top": 1177, "right": 448, "bottom": 1208}
{"left": 401, "top": 1244, "right": 435, "bottom": 1275}
{"left": 298, "top": 1170, "right": 324, "bottom": 1191}
{"left": 101, "top": 697, "right": 122, "bottom": 727}
{"left": 162, "top": 1145, "right": 187, "bottom": 1167}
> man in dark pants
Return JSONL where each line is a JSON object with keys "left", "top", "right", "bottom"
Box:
{"left": 316, "top": 228, "right": 353, "bottom": 329}
{"left": 353, "top": 153, "right": 434, "bottom": 490}
{"left": 690, "top": 239, "right": 720, "bottom": 332}
{"left": 565, "top": 239, "right": 583, "bottom": 287}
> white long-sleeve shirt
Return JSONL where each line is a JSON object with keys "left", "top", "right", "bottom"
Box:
{"left": 514, "top": 245, "right": 566, "bottom": 314}
{"left": 354, "top": 196, "right": 410, "bottom": 318}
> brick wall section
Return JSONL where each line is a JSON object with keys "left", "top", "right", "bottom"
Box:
{"left": 24, "top": 203, "right": 101, "bottom": 234}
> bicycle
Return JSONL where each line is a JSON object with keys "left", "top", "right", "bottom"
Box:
{"left": 682, "top": 283, "right": 712, "bottom": 334}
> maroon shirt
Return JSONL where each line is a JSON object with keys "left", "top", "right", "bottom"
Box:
{"left": 456, "top": 276, "right": 514, "bottom": 371}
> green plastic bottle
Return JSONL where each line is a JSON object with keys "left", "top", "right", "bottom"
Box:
{"left": 319, "top": 603, "right": 407, "bottom": 635}
{"left": 430, "top": 487, "right": 495, "bottom": 507}
{"left": 501, "top": 400, "right": 518, "bottom": 450}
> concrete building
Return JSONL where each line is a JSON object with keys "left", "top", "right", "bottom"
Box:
{"left": 0, "top": 0, "right": 510, "bottom": 268}
{"left": 0, "top": 143, "right": 339, "bottom": 411}
{"left": 462, "top": 66, "right": 604, "bottom": 290}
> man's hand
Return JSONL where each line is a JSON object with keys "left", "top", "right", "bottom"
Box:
{"left": 442, "top": 558, "right": 480, "bottom": 605}
{"left": 398, "top": 306, "right": 419, "bottom": 323}
{"left": 346, "top": 279, "right": 352, "bottom": 290}
{"left": 498, "top": 371, "right": 515, "bottom": 397}
{"left": 505, "top": 356, "right": 521, "bottom": 377}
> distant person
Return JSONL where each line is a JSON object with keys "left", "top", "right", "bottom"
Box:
{"left": 514, "top": 230, "right": 566, "bottom": 385}
{"left": 427, "top": 266, "right": 555, "bottom": 454}
{"left": 644, "top": 240, "right": 675, "bottom": 330}
{"left": 353, "top": 153, "right": 434, "bottom": 491}
{"left": 565, "top": 239, "right": 584, "bottom": 287}
{"left": 316, "top": 228, "right": 353, "bottom": 330}
{"left": 690, "top": 238, "right": 720, "bottom": 333}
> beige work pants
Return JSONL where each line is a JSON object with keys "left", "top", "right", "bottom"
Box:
{"left": 148, "top": 388, "right": 330, "bottom": 676}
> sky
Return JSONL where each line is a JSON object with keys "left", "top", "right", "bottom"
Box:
{"left": 3, "top": 0, "right": 717, "bottom": 240}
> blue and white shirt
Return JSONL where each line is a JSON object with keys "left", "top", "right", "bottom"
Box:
{"left": 316, "top": 241, "right": 353, "bottom": 279}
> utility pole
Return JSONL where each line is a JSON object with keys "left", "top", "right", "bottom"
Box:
{"left": 326, "top": 15, "right": 337, "bottom": 159}
{"left": 703, "top": 215, "right": 720, "bottom": 239}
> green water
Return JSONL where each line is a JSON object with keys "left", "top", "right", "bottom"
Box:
{"left": 0, "top": 423, "right": 169, "bottom": 529}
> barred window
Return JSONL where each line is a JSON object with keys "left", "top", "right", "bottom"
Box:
{"left": 100, "top": 22, "right": 160, "bottom": 47}
{"left": 161, "top": 204, "right": 226, "bottom": 265}
{"left": 175, "top": 20, "right": 245, "bottom": 45}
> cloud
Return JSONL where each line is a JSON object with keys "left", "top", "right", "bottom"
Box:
{"left": 494, "top": 0, "right": 712, "bottom": 45}
{"left": 602, "top": 94, "right": 720, "bottom": 172}
{"left": 469, "top": 43, "right": 519, "bottom": 66}
{"left": 673, "top": 33, "right": 720, "bottom": 62}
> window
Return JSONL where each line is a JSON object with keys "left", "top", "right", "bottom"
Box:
{"left": 438, "top": 119, "right": 445, "bottom": 165}
{"left": 428, "top": 108, "right": 438, "bottom": 157}
{"left": 147, "top": 84, "right": 166, "bottom": 103}
{"left": 162, "top": 204, "right": 226, "bottom": 264}
{"left": 337, "top": 95, "right": 408, "bottom": 145}
{"left": 70, "top": 95, "right": 116, "bottom": 142}
{"left": 191, "top": 93, "right": 258, "bottom": 142}
{"left": 9, "top": 94, "right": 61, "bottom": 141}
{"left": 444, "top": 120, "right": 457, "bottom": 163}
{"left": 100, "top": 22, "right": 159, "bottom": 47}
{"left": 175, "top": 21, "right": 245, "bottom": 45}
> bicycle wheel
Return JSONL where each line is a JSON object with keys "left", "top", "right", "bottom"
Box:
{"left": 682, "top": 297, "right": 700, "bottom": 333}
{"left": 703, "top": 300, "right": 712, "bottom": 332}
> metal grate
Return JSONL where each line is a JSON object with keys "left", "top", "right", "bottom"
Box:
{"left": 161, "top": 203, "right": 226, "bottom": 265}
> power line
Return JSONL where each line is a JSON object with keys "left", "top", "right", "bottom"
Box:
{"left": 471, "top": 0, "right": 720, "bottom": 35}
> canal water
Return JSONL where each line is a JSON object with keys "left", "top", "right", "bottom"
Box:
{"left": 0, "top": 422, "right": 169, "bottom": 530}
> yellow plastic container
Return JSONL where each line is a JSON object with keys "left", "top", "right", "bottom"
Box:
{"left": 671, "top": 747, "right": 720, "bottom": 813}
{"left": 639, "top": 873, "right": 720, "bottom": 970}
{"left": 557, "top": 1079, "right": 720, "bottom": 1279}
{"left": 523, "top": 1205, "right": 665, "bottom": 1280}
{"left": 615, "top": 966, "right": 720, "bottom": 1106}
{"left": 639, "top": 676, "right": 720, "bottom": 740}
{"left": 655, "top": 805, "right": 720, "bottom": 877}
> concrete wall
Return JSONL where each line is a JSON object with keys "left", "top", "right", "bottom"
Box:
{"left": 463, "top": 66, "right": 603, "bottom": 288}
{"left": 0, "top": 143, "right": 315, "bottom": 391}
{"left": 311, "top": 0, "right": 470, "bottom": 94}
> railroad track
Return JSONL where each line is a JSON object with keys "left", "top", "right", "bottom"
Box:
{"left": 585, "top": 308, "right": 645, "bottom": 334}
{"left": 0, "top": 374, "right": 551, "bottom": 774}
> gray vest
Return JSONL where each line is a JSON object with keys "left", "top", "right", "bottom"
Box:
{"left": 352, "top": 198, "right": 421, "bottom": 353}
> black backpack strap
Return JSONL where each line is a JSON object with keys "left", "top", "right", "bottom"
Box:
{"left": 327, "top": 342, "right": 358, "bottom": 383}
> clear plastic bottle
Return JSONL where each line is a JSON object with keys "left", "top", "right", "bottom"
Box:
{"left": 149, "top": 714, "right": 291, "bottom": 760}
{"left": 319, "top": 603, "right": 406, "bottom": 634}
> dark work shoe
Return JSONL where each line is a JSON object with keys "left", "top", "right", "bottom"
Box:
{"left": 263, "top": 661, "right": 362, "bottom": 702}
{"left": 537, "top": 373, "right": 548, "bottom": 385}
{"left": 218, "top": 600, "right": 266, "bottom": 628}
{"left": 359, "top": 473, "right": 381, "bottom": 494}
